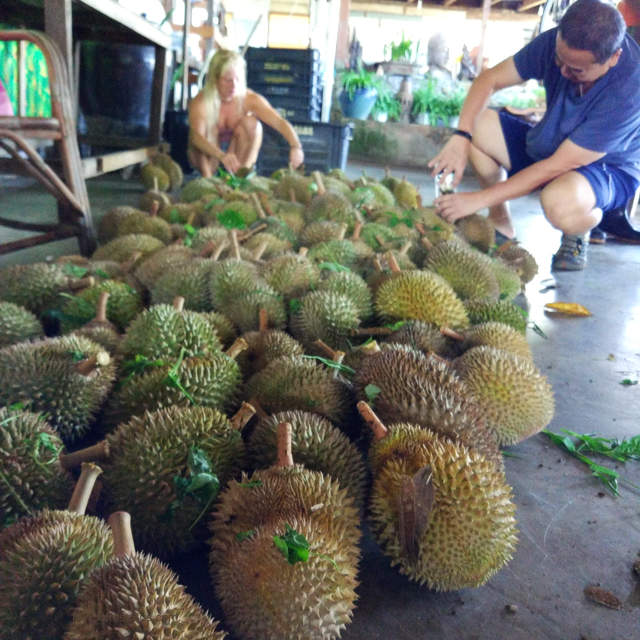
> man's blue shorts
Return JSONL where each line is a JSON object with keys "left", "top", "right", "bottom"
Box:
{"left": 499, "top": 109, "right": 639, "bottom": 213}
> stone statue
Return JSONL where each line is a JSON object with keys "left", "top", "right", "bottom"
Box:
{"left": 349, "top": 30, "right": 363, "bottom": 70}
{"left": 427, "top": 33, "right": 454, "bottom": 92}
{"left": 458, "top": 44, "right": 477, "bottom": 81}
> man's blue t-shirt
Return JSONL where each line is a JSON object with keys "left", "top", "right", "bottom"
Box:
{"left": 513, "top": 28, "right": 640, "bottom": 180}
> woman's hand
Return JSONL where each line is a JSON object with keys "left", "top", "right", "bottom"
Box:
{"left": 221, "top": 151, "right": 241, "bottom": 175}
{"left": 289, "top": 146, "right": 304, "bottom": 169}
{"left": 427, "top": 135, "right": 471, "bottom": 189}
{"left": 434, "top": 191, "right": 484, "bottom": 223}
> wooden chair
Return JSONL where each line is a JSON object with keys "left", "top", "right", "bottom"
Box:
{"left": 0, "top": 30, "right": 96, "bottom": 256}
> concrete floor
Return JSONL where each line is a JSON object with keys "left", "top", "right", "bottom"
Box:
{"left": 1, "top": 162, "right": 640, "bottom": 640}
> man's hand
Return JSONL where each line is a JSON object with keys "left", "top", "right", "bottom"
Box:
{"left": 434, "top": 191, "right": 484, "bottom": 223}
{"left": 289, "top": 146, "right": 304, "bottom": 169}
{"left": 427, "top": 135, "right": 471, "bottom": 189}
{"left": 221, "top": 151, "right": 241, "bottom": 175}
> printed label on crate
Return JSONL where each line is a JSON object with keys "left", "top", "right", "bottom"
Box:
{"left": 264, "top": 62, "right": 292, "bottom": 71}
{"left": 293, "top": 125, "right": 315, "bottom": 136}
{"left": 262, "top": 75, "right": 296, "bottom": 84}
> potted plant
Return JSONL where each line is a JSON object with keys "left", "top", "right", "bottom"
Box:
{"left": 370, "top": 81, "right": 401, "bottom": 123}
{"left": 338, "top": 66, "right": 379, "bottom": 120}
{"left": 410, "top": 79, "right": 436, "bottom": 125}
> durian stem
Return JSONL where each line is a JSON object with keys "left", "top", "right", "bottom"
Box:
{"left": 421, "top": 236, "right": 434, "bottom": 251}
{"left": 338, "top": 224, "right": 347, "bottom": 241}
{"left": 186, "top": 212, "right": 197, "bottom": 226}
{"left": 68, "top": 462, "right": 103, "bottom": 514}
{"left": 416, "top": 193, "right": 423, "bottom": 208}
{"left": 373, "top": 256, "right": 383, "bottom": 272}
{"left": 289, "top": 188, "right": 296, "bottom": 204}
{"left": 312, "top": 339, "right": 338, "bottom": 360}
{"left": 277, "top": 422, "right": 294, "bottom": 467}
{"left": 353, "top": 326, "right": 392, "bottom": 336}
{"left": 386, "top": 251, "right": 400, "bottom": 273}
{"left": 298, "top": 246, "right": 308, "bottom": 257}
{"left": 259, "top": 192, "right": 275, "bottom": 216}
{"left": 239, "top": 223, "right": 267, "bottom": 242}
{"left": 75, "top": 352, "right": 111, "bottom": 376}
{"left": 212, "top": 240, "right": 229, "bottom": 260}
{"left": 108, "top": 511, "right": 136, "bottom": 558}
{"left": 229, "top": 229, "right": 241, "bottom": 261}
{"left": 68, "top": 275, "right": 95, "bottom": 291}
{"left": 225, "top": 337, "right": 249, "bottom": 360}
{"left": 352, "top": 221, "right": 363, "bottom": 240}
{"left": 94, "top": 291, "right": 110, "bottom": 324}
{"left": 252, "top": 239, "right": 269, "bottom": 261}
{"left": 59, "top": 440, "right": 110, "bottom": 470}
{"left": 259, "top": 308, "right": 269, "bottom": 332}
{"left": 312, "top": 171, "right": 326, "bottom": 196}
{"left": 199, "top": 241, "right": 216, "bottom": 257}
{"left": 359, "top": 340, "right": 381, "bottom": 354}
{"left": 248, "top": 397, "right": 269, "bottom": 420}
{"left": 356, "top": 401, "right": 388, "bottom": 441}
{"left": 440, "top": 326, "right": 464, "bottom": 341}
{"left": 250, "top": 193, "right": 267, "bottom": 219}
{"left": 399, "top": 240, "right": 412, "bottom": 256}
{"left": 173, "top": 296, "right": 185, "bottom": 312}
{"left": 153, "top": 176, "right": 158, "bottom": 192}
{"left": 231, "top": 402, "right": 256, "bottom": 431}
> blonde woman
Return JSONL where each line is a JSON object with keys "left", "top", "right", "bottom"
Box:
{"left": 188, "top": 49, "right": 304, "bottom": 176}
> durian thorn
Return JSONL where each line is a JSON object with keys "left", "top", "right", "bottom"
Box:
{"left": 238, "top": 223, "right": 267, "bottom": 243}
{"left": 373, "top": 256, "right": 383, "bottom": 272}
{"left": 226, "top": 337, "right": 249, "bottom": 360}
{"left": 153, "top": 175, "right": 158, "bottom": 192}
{"left": 231, "top": 402, "right": 256, "bottom": 431}
{"left": 59, "top": 440, "right": 110, "bottom": 470}
{"left": 212, "top": 240, "right": 229, "bottom": 261}
{"left": 356, "top": 401, "right": 388, "bottom": 440}
{"left": 68, "top": 275, "right": 95, "bottom": 291}
{"left": 120, "top": 251, "right": 142, "bottom": 275}
{"left": 258, "top": 192, "right": 275, "bottom": 216}
{"left": 229, "top": 229, "right": 241, "bottom": 261}
{"left": 353, "top": 326, "right": 392, "bottom": 336}
{"left": 173, "top": 296, "right": 185, "bottom": 312}
{"left": 199, "top": 240, "right": 216, "bottom": 258}
{"left": 250, "top": 192, "right": 267, "bottom": 219}
{"left": 440, "top": 326, "right": 464, "bottom": 341}
{"left": 289, "top": 188, "right": 297, "bottom": 204}
{"left": 67, "top": 462, "right": 103, "bottom": 514}
{"left": 386, "top": 251, "right": 401, "bottom": 273}
{"left": 108, "top": 511, "right": 136, "bottom": 558}
{"left": 352, "top": 221, "right": 363, "bottom": 240}
{"left": 312, "top": 170, "right": 326, "bottom": 196}
{"left": 421, "top": 236, "right": 434, "bottom": 251}
{"left": 149, "top": 199, "right": 160, "bottom": 217}
{"left": 75, "top": 352, "right": 110, "bottom": 376}
{"left": 248, "top": 397, "right": 269, "bottom": 420}
{"left": 399, "top": 240, "right": 412, "bottom": 256}
{"left": 338, "top": 223, "right": 348, "bottom": 241}
{"left": 277, "top": 421, "right": 294, "bottom": 467}
{"left": 298, "top": 246, "right": 309, "bottom": 257}
{"left": 94, "top": 291, "right": 110, "bottom": 324}
{"left": 252, "top": 239, "right": 269, "bottom": 261}
{"left": 259, "top": 308, "right": 269, "bottom": 332}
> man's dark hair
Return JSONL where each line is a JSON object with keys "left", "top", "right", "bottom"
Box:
{"left": 559, "top": 0, "right": 626, "bottom": 63}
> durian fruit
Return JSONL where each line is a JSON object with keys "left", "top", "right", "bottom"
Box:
{"left": 364, "top": 414, "right": 518, "bottom": 590}
{"left": 141, "top": 162, "right": 170, "bottom": 191}
{"left": 299, "top": 220, "right": 346, "bottom": 247}
{"left": 103, "top": 338, "right": 246, "bottom": 428}
{"left": 224, "top": 283, "right": 287, "bottom": 333}
{"left": 495, "top": 241, "right": 539, "bottom": 284}
{"left": 272, "top": 169, "right": 315, "bottom": 205}
{"left": 453, "top": 345, "right": 555, "bottom": 446}
{"left": 270, "top": 199, "right": 306, "bottom": 233}
{"left": 322, "top": 174, "right": 353, "bottom": 197}
{"left": 375, "top": 269, "right": 469, "bottom": 329}
{"left": 414, "top": 206, "right": 456, "bottom": 245}
{"left": 350, "top": 179, "right": 396, "bottom": 209}
{"left": 247, "top": 410, "right": 368, "bottom": 511}
{"left": 119, "top": 297, "right": 222, "bottom": 363}
{"left": 217, "top": 198, "right": 260, "bottom": 228}
{"left": 0, "top": 463, "right": 114, "bottom": 640}
{"left": 200, "top": 311, "right": 237, "bottom": 348}
{"left": 393, "top": 177, "right": 420, "bottom": 208}
{"left": 92, "top": 233, "right": 165, "bottom": 263}
{"left": 263, "top": 251, "right": 321, "bottom": 300}
{"left": 442, "top": 321, "right": 533, "bottom": 360}
{"left": 209, "top": 252, "right": 262, "bottom": 309}
{"left": 358, "top": 221, "right": 403, "bottom": 251}
{"left": 180, "top": 177, "right": 220, "bottom": 203}
{"left": 243, "top": 231, "right": 292, "bottom": 259}
{"left": 306, "top": 172, "right": 359, "bottom": 232}
{"left": 424, "top": 239, "right": 499, "bottom": 301}
{"left": 316, "top": 269, "right": 373, "bottom": 322}
{"left": 65, "top": 511, "right": 227, "bottom": 639}
{"left": 116, "top": 207, "right": 174, "bottom": 244}
{"left": 482, "top": 253, "right": 523, "bottom": 300}
{"left": 133, "top": 244, "right": 195, "bottom": 291}
{"left": 97, "top": 205, "right": 139, "bottom": 243}
{"left": 456, "top": 213, "right": 496, "bottom": 252}
{"left": 139, "top": 186, "right": 172, "bottom": 213}
{"left": 151, "top": 152, "right": 184, "bottom": 191}
{"left": 0, "top": 301, "right": 43, "bottom": 347}
{"left": 0, "top": 335, "right": 116, "bottom": 444}
{"left": 354, "top": 349, "right": 502, "bottom": 470}
{"left": 291, "top": 290, "right": 361, "bottom": 351}
{"left": 70, "top": 291, "right": 121, "bottom": 354}
{"left": 210, "top": 423, "right": 360, "bottom": 640}
{"left": 380, "top": 166, "right": 400, "bottom": 193}
{"left": 151, "top": 258, "right": 216, "bottom": 311}
{"left": 159, "top": 201, "right": 198, "bottom": 225}
{"left": 245, "top": 355, "right": 353, "bottom": 426}
{"left": 189, "top": 226, "right": 231, "bottom": 254}
{"left": 464, "top": 298, "right": 528, "bottom": 334}
{"left": 307, "top": 239, "right": 359, "bottom": 268}
{"left": 0, "top": 406, "right": 73, "bottom": 527}
{"left": 385, "top": 320, "right": 453, "bottom": 358}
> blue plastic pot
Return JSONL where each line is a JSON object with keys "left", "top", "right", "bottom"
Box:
{"left": 339, "top": 87, "right": 378, "bottom": 120}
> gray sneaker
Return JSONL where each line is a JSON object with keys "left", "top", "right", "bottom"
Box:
{"left": 551, "top": 233, "right": 589, "bottom": 271}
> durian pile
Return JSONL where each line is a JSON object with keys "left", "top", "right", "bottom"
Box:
{"left": 0, "top": 163, "right": 552, "bottom": 639}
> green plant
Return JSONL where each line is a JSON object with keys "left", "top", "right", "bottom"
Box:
{"left": 371, "top": 81, "right": 401, "bottom": 121}
{"left": 339, "top": 66, "right": 379, "bottom": 100}
{"left": 385, "top": 33, "right": 418, "bottom": 63}
{"left": 411, "top": 79, "right": 437, "bottom": 116}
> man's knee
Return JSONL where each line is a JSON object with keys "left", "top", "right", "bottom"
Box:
{"left": 540, "top": 177, "right": 600, "bottom": 234}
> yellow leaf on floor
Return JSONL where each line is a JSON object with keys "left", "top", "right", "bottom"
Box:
{"left": 544, "top": 302, "right": 592, "bottom": 317}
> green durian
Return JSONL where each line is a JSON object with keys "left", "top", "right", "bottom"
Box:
{"left": 92, "top": 234, "right": 165, "bottom": 263}
{"left": 0, "top": 301, "right": 43, "bottom": 347}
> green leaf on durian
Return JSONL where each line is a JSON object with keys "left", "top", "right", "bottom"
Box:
{"left": 169, "top": 207, "right": 181, "bottom": 223}
{"left": 318, "top": 261, "right": 350, "bottom": 273}
{"left": 273, "top": 523, "right": 310, "bottom": 565}
{"left": 63, "top": 263, "right": 89, "bottom": 278}
{"left": 217, "top": 209, "right": 247, "bottom": 230}
{"left": 236, "top": 529, "right": 256, "bottom": 541}
{"left": 67, "top": 350, "right": 87, "bottom": 362}
{"left": 238, "top": 480, "right": 263, "bottom": 488}
{"left": 302, "top": 355, "right": 355, "bottom": 377}
{"left": 364, "top": 384, "right": 381, "bottom": 406}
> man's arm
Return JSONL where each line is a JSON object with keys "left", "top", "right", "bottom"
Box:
{"left": 428, "top": 57, "right": 524, "bottom": 187}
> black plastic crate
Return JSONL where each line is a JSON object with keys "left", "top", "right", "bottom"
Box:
{"left": 247, "top": 67, "right": 321, "bottom": 87}
{"left": 256, "top": 121, "right": 353, "bottom": 176}
{"left": 245, "top": 47, "right": 320, "bottom": 64}
{"left": 272, "top": 104, "right": 321, "bottom": 122}
{"left": 265, "top": 93, "right": 323, "bottom": 112}
{"left": 247, "top": 57, "right": 321, "bottom": 76}
{"left": 249, "top": 82, "right": 323, "bottom": 103}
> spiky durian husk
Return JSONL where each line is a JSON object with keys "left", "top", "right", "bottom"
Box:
{"left": 243, "top": 231, "right": 292, "bottom": 258}
{"left": 235, "top": 329, "right": 304, "bottom": 377}
{"left": 71, "top": 324, "right": 121, "bottom": 354}
{"left": 245, "top": 356, "right": 353, "bottom": 425}
{"left": 393, "top": 178, "right": 419, "bottom": 208}
{"left": 181, "top": 177, "right": 220, "bottom": 203}
{"left": 485, "top": 255, "right": 522, "bottom": 300}
{"left": 141, "top": 163, "right": 170, "bottom": 191}
{"left": 496, "top": 243, "right": 538, "bottom": 284}
{"left": 369, "top": 424, "right": 518, "bottom": 590}
{"left": 424, "top": 240, "right": 500, "bottom": 301}
{"left": 139, "top": 189, "right": 172, "bottom": 213}
{"left": 385, "top": 320, "right": 453, "bottom": 358}
{"left": 323, "top": 174, "right": 352, "bottom": 197}
{"left": 0, "top": 301, "right": 43, "bottom": 347}
{"left": 272, "top": 172, "right": 314, "bottom": 205}
{"left": 317, "top": 270, "right": 373, "bottom": 322}
{"left": 354, "top": 347, "right": 502, "bottom": 469}
{"left": 212, "top": 515, "right": 358, "bottom": 640}
{"left": 349, "top": 182, "right": 391, "bottom": 209}
{"left": 415, "top": 206, "right": 456, "bottom": 244}
{"left": 375, "top": 270, "right": 469, "bottom": 329}
{"left": 208, "top": 259, "right": 262, "bottom": 308}
{"left": 0, "top": 510, "right": 114, "bottom": 640}
{"left": 455, "top": 214, "right": 496, "bottom": 252}
{"left": 218, "top": 200, "right": 259, "bottom": 227}
{"left": 97, "top": 206, "right": 139, "bottom": 243}
{"left": 464, "top": 298, "right": 528, "bottom": 334}
{"left": 198, "top": 311, "right": 237, "bottom": 348}
{"left": 453, "top": 345, "right": 554, "bottom": 446}
{"left": 271, "top": 200, "right": 306, "bottom": 233}
{"left": 0, "top": 408, "right": 73, "bottom": 527}
{"left": 359, "top": 222, "right": 403, "bottom": 251}
{"left": 116, "top": 210, "right": 173, "bottom": 244}
{"left": 151, "top": 259, "right": 215, "bottom": 311}
{"left": 152, "top": 152, "right": 185, "bottom": 191}
{"left": 0, "top": 262, "right": 75, "bottom": 315}
{"left": 59, "top": 279, "right": 144, "bottom": 333}
{"left": 64, "top": 551, "right": 226, "bottom": 639}
{"left": 299, "top": 220, "right": 345, "bottom": 247}
{"left": 257, "top": 216, "right": 299, "bottom": 245}
{"left": 305, "top": 192, "right": 359, "bottom": 232}
{"left": 456, "top": 321, "right": 533, "bottom": 361}
{"left": 188, "top": 226, "right": 229, "bottom": 253}
{"left": 0, "top": 335, "right": 116, "bottom": 444}
{"left": 159, "top": 201, "right": 197, "bottom": 225}
{"left": 307, "top": 240, "right": 358, "bottom": 268}
{"left": 103, "top": 406, "right": 245, "bottom": 555}
{"left": 291, "top": 291, "right": 361, "bottom": 351}
{"left": 210, "top": 464, "right": 360, "bottom": 553}
{"left": 119, "top": 304, "right": 222, "bottom": 363}
{"left": 134, "top": 245, "right": 195, "bottom": 290}
{"left": 92, "top": 233, "right": 165, "bottom": 263}
{"left": 247, "top": 411, "right": 368, "bottom": 510}
{"left": 263, "top": 253, "right": 320, "bottom": 300}
{"left": 224, "top": 286, "right": 287, "bottom": 333}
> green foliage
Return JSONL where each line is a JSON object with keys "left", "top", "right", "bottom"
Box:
{"left": 384, "top": 33, "right": 418, "bottom": 62}
{"left": 217, "top": 208, "right": 247, "bottom": 230}
{"left": 339, "top": 66, "right": 379, "bottom": 100}
{"left": 364, "top": 383, "right": 381, "bottom": 406}
{"left": 371, "top": 80, "right": 401, "bottom": 121}
{"left": 273, "top": 523, "right": 310, "bottom": 565}
{"left": 302, "top": 355, "right": 356, "bottom": 377}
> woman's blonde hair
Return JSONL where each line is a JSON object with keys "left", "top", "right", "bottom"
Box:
{"left": 202, "top": 49, "right": 247, "bottom": 129}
